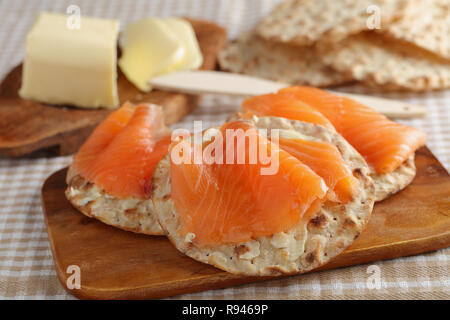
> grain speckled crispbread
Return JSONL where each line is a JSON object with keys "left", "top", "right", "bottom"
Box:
{"left": 218, "top": 32, "right": 351, "bottom": 87}
{"left": 383, "top": 0, "right": 450, "bottom": 59}
{"left": 151, "top": 117, "right": 375, "bottom": 276}
{"left": 372, "top": 155, "right": 416, "bottom": 201}
{"left": 65, "top": 167, "right": 164, "bottom": 235}
{"left": 319, "top": 32, "right": 450, "bottom": 91}
{"left": 257, "top": 0, "right": 410, "bottom": 46}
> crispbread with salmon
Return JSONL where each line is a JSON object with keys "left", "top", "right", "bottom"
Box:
{"left": 151, "top": 118, "right": 375, "bottom": 275}
{"left": 66, "top": 172, "right": 164, "bottom": 235}
{"left": 65, "top": 102, "right": 171, "bottom": 235}
{"left": 242, "top": 88, "right": 426, "bottom": 201}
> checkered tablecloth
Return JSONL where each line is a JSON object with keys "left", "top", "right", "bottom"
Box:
{"left": 0, "top": 0, "right": 448, "bottom": 300}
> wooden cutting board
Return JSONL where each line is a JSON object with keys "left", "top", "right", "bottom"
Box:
{"left": 41, "top": 146, "right": 450, "bottom": 300}
{"left": 0, "top": 19, "right": 226, "bottom": 157}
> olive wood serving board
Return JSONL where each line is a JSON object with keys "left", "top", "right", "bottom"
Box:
{"left": 0, "top": 19, "right": 226, "bottom": 157}
{"left": 41, "top": 146, "right": 450, "bottom": 299}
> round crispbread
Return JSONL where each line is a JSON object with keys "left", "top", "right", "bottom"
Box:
{"left": 65, "top": 166, "right": 164, "bottom": 235}
{"left": 151, "top": 117, "right": 375, "bottom": 276}
{"left": 319, "top": 32, "right": 450, "bottom": 92}
{"left": 218, "top": 31, "right": 351, "bottom": 87}
{"left": 383, "top": 0, "right": 450, "bottom": 60}
{"left": 256, "top": 0, "right": 411, "bottom": 46}
{"left": 371, "top": 155, "right": 416, "bottom": 201}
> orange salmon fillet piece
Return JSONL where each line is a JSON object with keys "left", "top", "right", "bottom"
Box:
{"left": 277, "top": 137, "right": 359, "bottom": 203}
{"left": 72, "top": 103, "right": 171, "bottom": 199}
{"left": 169, "top": 121, "right": 328, "bottom": 246}
{"left": 278, "top": 87, "right": 426, "bottom": 174}
{"left": 243, "top": 93, "right": 335, "bottom": 130}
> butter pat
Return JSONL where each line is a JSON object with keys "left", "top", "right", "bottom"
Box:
{"left": 19, "top": 12, "right": 119, "bottom": 109}
{"left": 119, "top": 18, "right": 203, "bottom": 92}
{"left": 163, "top": 18, "right": 203, "bottom": 72}
{"left": 119, "top": 19, "right": 185, "bottom": 92}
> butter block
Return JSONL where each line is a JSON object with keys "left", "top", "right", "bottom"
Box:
{"left": 19, "top": 12, "right": 119, "bottom": 109}
{"left": 162, "top": 18, "right": 203, "bottom": 72}
{"left": 119, "top": 18, "right": 203, "bottom": 92}
{"left": 119, "top": 18, "right": 185, "bottom": 92}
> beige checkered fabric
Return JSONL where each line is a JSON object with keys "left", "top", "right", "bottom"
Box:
{"left": 0, "top": 0, "right": 449, "bottom": 300}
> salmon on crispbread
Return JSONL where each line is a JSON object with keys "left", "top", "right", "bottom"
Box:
{"left": 66, "top": 102, "right": 171, "bottom": 235}
{"left": 151, "top": 119, "right": 374, "bottom": 275}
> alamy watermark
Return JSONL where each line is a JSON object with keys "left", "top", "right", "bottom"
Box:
{"left": 170, "top": 121, "right": 281, "bottom": 176}
{"left": 66, "top": 5, "right": 81, "bottom": 30}
{"left": 366, "top": 265, "right": 382, "bottom": 289}
{"left": 66, "top": 265, "right": 81, "bottom": 289}
{"left": 366, "top": 5, "right": 381, "bottom": 30}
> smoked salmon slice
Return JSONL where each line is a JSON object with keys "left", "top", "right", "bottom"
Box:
{"left": 277, "top": 137, "right": 359, "bottom": 203}
{"left": 169, "top": 121, "right": 328, "bottom": 246}
{"left": 72, "top": 102, "right": 171, "bottom": 199}
{"left": 255, "top": 86, "right": 426, "bottom": 174}
{"left": 72, "top": 102, "right": 135, "bottom": 171}
{"left": 242, "top": 93, "right": 335, "bottom": 130}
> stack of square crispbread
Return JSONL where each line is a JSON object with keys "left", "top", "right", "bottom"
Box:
{"left": 219, "top": 0, "right": 450, "bottom": 92}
